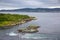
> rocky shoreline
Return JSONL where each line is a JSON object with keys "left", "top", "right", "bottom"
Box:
{"left": 18, "top": 25, "right": 40, "bottom": 33}
{"left": 0, "top": 17, "right": 36, "bottom": 29}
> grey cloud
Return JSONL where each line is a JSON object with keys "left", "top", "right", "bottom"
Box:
{"left": 0, "top": 0, "right": 60, "bottom": 9}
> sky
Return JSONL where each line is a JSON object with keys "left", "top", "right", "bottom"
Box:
{"left": 0, "top": 0, "right": 60, "bottom": 9}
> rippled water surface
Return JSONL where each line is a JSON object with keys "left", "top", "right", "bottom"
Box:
{"left": 0, "top": 12, "right": 60, "bottom": 40}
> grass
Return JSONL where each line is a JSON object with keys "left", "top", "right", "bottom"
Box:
{"left": 0, "top": 13, "right": 31, "bottom": 27}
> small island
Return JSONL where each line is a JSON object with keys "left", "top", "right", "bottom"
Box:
{"left": 18, "top": 25, "right": 40, "bottom": 33}
{"left": 0, "top": 13, "right": 36, "bottom": 29}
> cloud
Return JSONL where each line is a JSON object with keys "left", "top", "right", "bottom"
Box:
{"left": 23, "top": 0, "right": 43, "bottom": 6}
{"left": 19, "top": 0, "right": 45, "bottom": 8}
{"left": 48, "top": 6, "right": 60, "bottom": 9}
{"left": 0, "top": 0, "right": 60, "bottom": 9}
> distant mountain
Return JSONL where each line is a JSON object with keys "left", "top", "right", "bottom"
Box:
{"left": 0, "top": 8, "right": 60, "bottom": 12}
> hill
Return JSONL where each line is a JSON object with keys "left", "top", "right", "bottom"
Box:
{"left": 0, "top": 8, "right": 60, "bottom": 12}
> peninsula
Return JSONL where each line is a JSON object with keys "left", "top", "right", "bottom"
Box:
{"left": 0, "top": 13, "right": 36, "bottom": 29}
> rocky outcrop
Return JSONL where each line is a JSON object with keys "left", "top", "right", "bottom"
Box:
{"left": 18, "top": 25, "right": 40, "bottom": 33}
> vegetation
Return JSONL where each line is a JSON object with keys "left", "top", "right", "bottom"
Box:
{"left": 0, "top": 13, "right": 34, "bottom": 28}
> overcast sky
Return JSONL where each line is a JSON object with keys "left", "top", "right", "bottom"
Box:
{"left": 0, "top": 0, "right": 60, "bottom": 9}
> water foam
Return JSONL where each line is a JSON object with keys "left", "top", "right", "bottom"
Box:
{"left": 21, "top": 33, "right": 48, "bottom": 39}
{"left": 6, "top": 32, "right": 18, "bottom": 36}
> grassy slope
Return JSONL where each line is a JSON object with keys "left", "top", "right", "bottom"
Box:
{"left": 0, "top": 13, "right": 30, "bottom": 27}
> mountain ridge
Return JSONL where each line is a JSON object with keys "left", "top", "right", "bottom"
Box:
{"left": 0, "top": 8, "right": 60, "bottom": 12}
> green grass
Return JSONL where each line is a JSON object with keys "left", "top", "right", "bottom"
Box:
{"left": 0, "top": 13, "right": 30, "bottom": 27}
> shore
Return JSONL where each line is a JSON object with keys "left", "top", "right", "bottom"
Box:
{"left": 0, "top": 13, "right": 36, "bottom": 29}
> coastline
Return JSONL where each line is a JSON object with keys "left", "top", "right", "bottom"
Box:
{"left": 0, "top": 17, "right": 36, "bottom": 29}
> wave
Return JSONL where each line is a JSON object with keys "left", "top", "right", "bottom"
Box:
{"left": 21, "top": 33, "right": 49, "bottom": 39}
{"left": 6, "top": 32, "right": 18, "bottom": 36}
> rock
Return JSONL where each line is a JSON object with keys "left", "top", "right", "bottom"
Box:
{"left": 27, "top": 25, "right": 40, "bottom": 29}
{"left": 18, "top": 25, "right": 40, "bottom": 33}
{"left": 18, "top": 29, "right": 38, "bottom": 33}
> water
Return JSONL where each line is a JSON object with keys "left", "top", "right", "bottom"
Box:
{"left": 0, "top": 12, "right": 60, "bottom": 40}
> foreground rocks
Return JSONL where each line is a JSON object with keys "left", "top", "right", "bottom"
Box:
{"left": 18, "top": 25, "right": 40, "bottom": 33}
